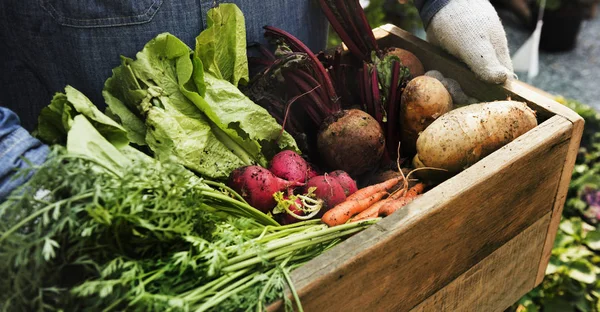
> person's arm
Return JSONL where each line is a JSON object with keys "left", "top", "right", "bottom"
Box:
{"left": 415, "top": 0, "right": 515, "bottom": 84}
{"left": 0, "top": 107, "right": 49, "bottom": 201}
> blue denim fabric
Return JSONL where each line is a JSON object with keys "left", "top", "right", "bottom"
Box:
{"left": 0, "top": 0, "right": 328, "bottom": 131}
{"left": 414, "top": 0, "right": 451, "bottom": 29}
{"left": 0, "top": 107, "right": 49, "bottom": 202}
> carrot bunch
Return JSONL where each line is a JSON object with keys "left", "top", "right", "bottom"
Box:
{"left": 321, "top": 174, "right": 426, "bottom": 227}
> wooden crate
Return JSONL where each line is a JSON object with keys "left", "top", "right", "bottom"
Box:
{"left": 269, "top": 24, "right": 584, "bottom": 312}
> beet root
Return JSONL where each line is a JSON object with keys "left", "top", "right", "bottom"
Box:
{"left": 268, "top": 150, "right": 312, "bottom": 183}
{"left": 328, "top": 170, "right": 358, "bottom": 197}
{"left": 227, "top": 165, "right": 303, "bottom": 213}
{"left": 317, "top": 109, "right": 385, "bottom": 176}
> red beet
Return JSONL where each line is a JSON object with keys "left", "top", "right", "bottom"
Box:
{"left": 317, "top": 109, "right": 385, "bottom": 176}
{"left": 268, "top": 150, "right": 312, "bottom": 183}
{"left": 306, "top": 175, "right": 346, "bottom": 215}
{"left": 227, "top": 166, "right": 303, "bottom": 213}
{"left": 329, "top": 170, "right": 358, "bottom": 197}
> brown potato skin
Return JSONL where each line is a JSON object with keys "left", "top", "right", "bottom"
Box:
{"left": 317, "top": 109, "right": 385, "bottom": 176}
{"left": 413, "top": 101, "right": 538, "bottom": 174}
{"left": 385, "top": 48, "right": 425, "bottom": 77}
{"left": 400, "top": 76, "right": 453, "bottom": 156}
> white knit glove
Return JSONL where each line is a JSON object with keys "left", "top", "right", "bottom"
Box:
{"left": 426, "top": 0, "right": 515, "bottom": 84}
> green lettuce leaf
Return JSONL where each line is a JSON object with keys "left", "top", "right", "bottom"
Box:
{"left": 102, "top": 62, "right": 147, "bottom": 146}
{"left": 103, "top": 33, "right": 249, "bottom": 179}
{"left": 35, "top": 85, "right": 128, "bottom": 148}
{"left": 195, "top": 3, "right": 249, "bottom": 87}
{"left": 66, "top": 115, "right": 132, "bottom": 176}
{"left": 182, "top": 71, "right": 298, "bottom": 166}
{"left": 102, "top": 5, "right": 298, "bottom": 179}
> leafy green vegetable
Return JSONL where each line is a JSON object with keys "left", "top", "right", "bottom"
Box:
{"left": 0, "top": 145, "right": 374, "bottom": 311}
{"left": 103, "top": 5, "right": 298, "bottom": 179}
{"left": 104, "top": 33, "right": 253, "bottom": 178}
{"left": 35, "top": 85, "right": 128, "bottom": 147}
{"left": 195, "top": 3, "right": 249, "bottom": 87}
{"left": 66, "top": 115, "right": 133, "bottom": 176}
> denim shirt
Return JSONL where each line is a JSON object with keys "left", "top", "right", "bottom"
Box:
{"left": 0, "top": 107, "right": 49, "bottom": 202}
{"left": 0, "top": 0, "right": 329, "bottom": 131}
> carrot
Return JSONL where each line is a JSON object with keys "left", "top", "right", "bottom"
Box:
{"left": 378, "top": 182, "right": 426, "bottom": 217}
{"left": 351, "top": 198, "right": 390, "bottom": 222}
{"left": 346, "top": 176, "right": 403, "bottom": 202}
{"left": 321, "top": 191, "right": 388, "bottom": 226}
{"left": 352, "top": 188, "right": 407, "bottom": 222}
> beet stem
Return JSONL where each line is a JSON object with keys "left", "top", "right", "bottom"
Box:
{"left": 347, "top": 0, "right": 379, "bottom": 54}
{"left": 317, "top": 0, "right": 366, "bottom": 59}
{"left": 284, "top": 71, "right": 327, "bottom": 125}
{"left": 279, "top": 85, "right": 321, "bottom": 141}
{"left": 386, "top": 61, "right": 401, "bottom": 159}
{"left": 333, "top": 0, "right": 369, "bottom": 57}
{"left": 263, "top": 26, "right": 338, "bottom": 102}
{"left": 370, "top": 67, "right": 383, "bottom": 125}
{"left": 293, "top": 69, "right": 336, "bottom": 112}
{"left": 362, "top": 63, "right": 374, "bottom": 116}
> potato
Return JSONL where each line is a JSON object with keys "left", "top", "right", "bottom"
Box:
{"left": 413, "top": 100, "right": 538, "bottom": 175}
{"left": 400, "top": 76, "right": 453, "bottom": 156}
{"left": 385, "top": 48, "right": 425, "bottom": 77}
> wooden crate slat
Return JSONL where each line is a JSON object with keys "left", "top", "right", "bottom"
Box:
{"left": 411, "top": 212, "right": 551, "bottom": 312}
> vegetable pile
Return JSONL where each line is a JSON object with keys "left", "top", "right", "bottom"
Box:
{"left": 1, "top": 1, "right": 545, "bottom": 311}
{"left": 0, "top": 146, "right": 375, "bottom": 311}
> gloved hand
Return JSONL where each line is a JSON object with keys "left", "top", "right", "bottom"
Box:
{"left": 426, "top": 0, "right": 515, "bottom": 84}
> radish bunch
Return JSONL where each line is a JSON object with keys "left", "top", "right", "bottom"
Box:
{"left": 227, "top": 150, "right": 358, "bottom": 224}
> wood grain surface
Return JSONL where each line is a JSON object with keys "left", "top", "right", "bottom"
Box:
{"left": 411, "top": 213, "right": 551, "bottom": 312}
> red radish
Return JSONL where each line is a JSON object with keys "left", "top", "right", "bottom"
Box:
{"left": 329, "top": 170, "right": 358, "bottom": 197}
{"left": 227, "top": 166, "right": 303, "bottom": 213}
{"left": 268, "top": 150, "right": 312, "bottom": 183}
{"left": 276, "top": 197, "right": 305, "bottom": 225}
{"left": 273, "top": 191, "right": 324, "bottom": 224}
{"left": 307, "top": 164, "right": 320, "bottom": 179}
{"left": 305, "top": 175, "right": 347, "bottom": 215}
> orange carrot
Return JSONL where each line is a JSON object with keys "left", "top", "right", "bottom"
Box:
{"left": 351, "top": 198, "right": 390, "bottom": 222}
{"left": 345, "top": 176, "right": 403, "bottom": 202}
{"left": 378, "top": 183, "right": 426, "bottom": 217}
{"left": 352, "top": 188, "right": 407, "bottom": 222}
{"left": 322, "top": 191, "right": 388, "bottom": 226}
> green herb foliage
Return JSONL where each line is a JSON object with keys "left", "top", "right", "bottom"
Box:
{"left": 0, "top": 147, "right": 375, "bottom": 311}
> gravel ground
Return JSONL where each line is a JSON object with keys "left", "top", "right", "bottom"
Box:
{"left": 499, "top": 10, "right": 600, "bottom": 110}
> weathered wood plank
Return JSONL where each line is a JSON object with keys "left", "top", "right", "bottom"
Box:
{"left": 411, "top": 212, "right": 551, "bottom": 312}
{"left": 268, "top": 116, "right": 573, "bottom": 311}
{"left": 511, "top": 84, "right": 586, "bottom": 285}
